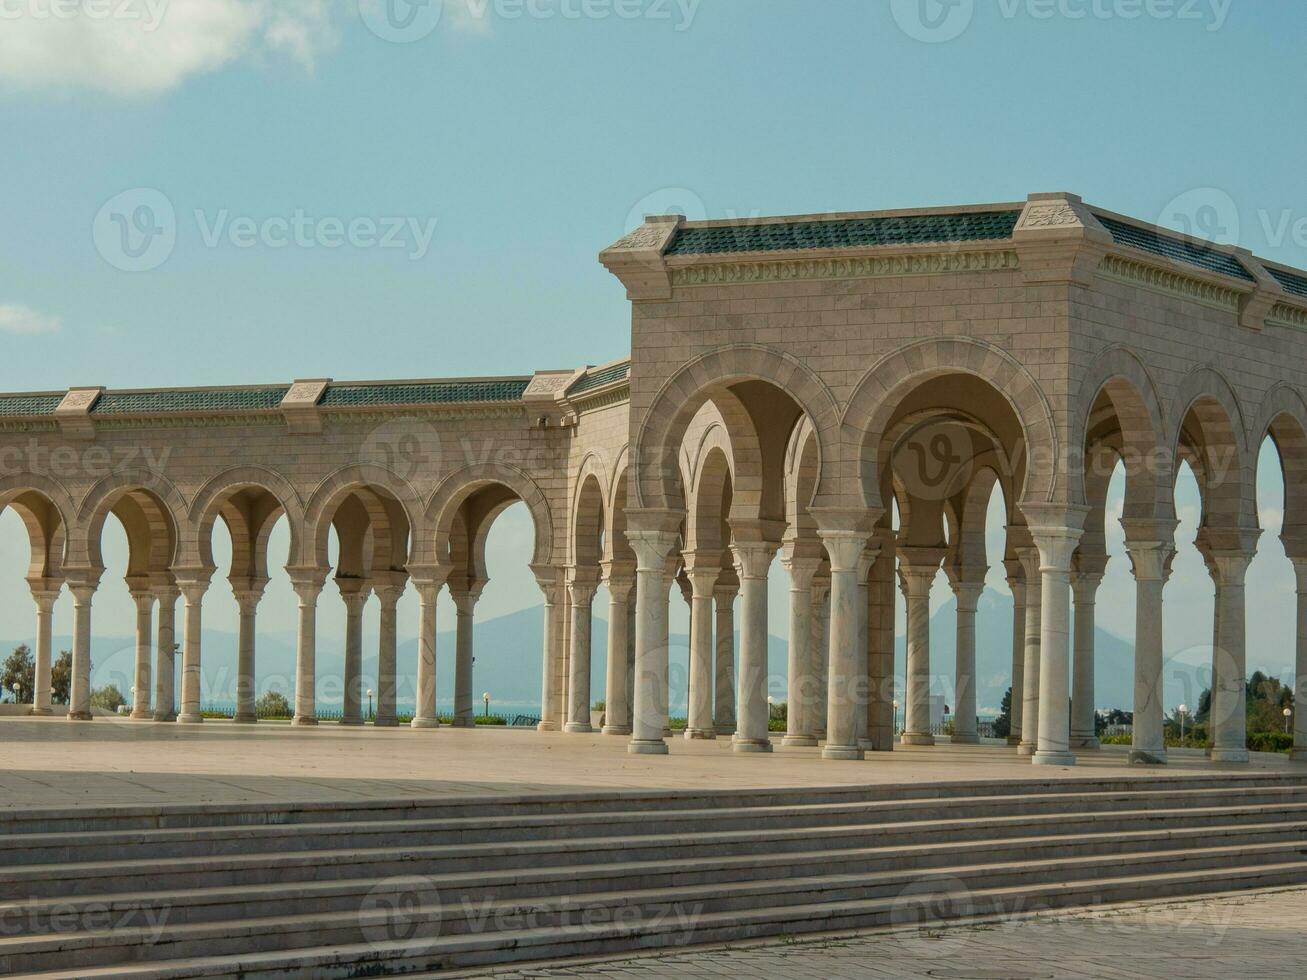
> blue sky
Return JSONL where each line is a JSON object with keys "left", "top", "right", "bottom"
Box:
{"left": 1, "top": 1, "right": 1304, "bottom": 710}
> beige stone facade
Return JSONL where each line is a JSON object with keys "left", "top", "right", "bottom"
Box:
{"left": 4, "top": 191, "right": 1306, "bottom": 766}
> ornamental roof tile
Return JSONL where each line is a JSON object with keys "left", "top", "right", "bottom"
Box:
{"left": 91, "top": 388, "right": 289, "bottom": 415}
{"left": 0, "top": 394, "right": 63, "bottom": 417}
{"left": 1267, "top": 266, "right": 1307, "bottom": 300}
{"left": 569, "top": 361, "right": 630, "bottom": 395}
{"left": 319, "top": 379, "right": 530, "bottom": 407}
{"left": 665, "top": 210, "right": 1021, "bottom": 256}
{"left": 1095, "top": 215, "right": 1255, "bottom": 283}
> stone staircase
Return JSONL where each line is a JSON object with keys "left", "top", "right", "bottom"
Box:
{"left": 2, "top": 773, "right": 1306, "bottom": 977}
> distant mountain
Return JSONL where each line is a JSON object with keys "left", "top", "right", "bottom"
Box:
{"left": 3, "top": 595, "right": 1211, "bottom": 718}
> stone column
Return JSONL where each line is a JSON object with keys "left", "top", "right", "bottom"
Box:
{"left": 854, "top": 550, "right": 874, "bottom": 750}
{"left": 865, "top": 541, "right": 896, "bottom": 752}
{"left": 153, "top": 585, "right": 179, "bottom": 722}
{"left": 1025, "top": 508, "right": 1087, "bottom": 767}
{"left": 817, "top": 525, "right": 877, "bottom": 761}
{"left": 1123, "top": 523, "right": 1176, "bottom": 765}
{"left": 625, "top": 586, "right": 637, "bottom": 724}
{"left": 66, "top": 573, "right": 100, "bottom": 721}
{"left": 531, "top": 565, "right": 564, "bottom": 731}
{"left": 450, "top": 587, "right": 481, "bottom": 728}
{"left": 1198, "top": 531, "right": 1258, "bottom": 764}
{"left": 29, "top": 585, "right": 59, "bottom": 715}
{"left": 713, "top": 573, "right": 738, "bottom": 736}
{"left": 339, "top": 581, "right": 370, "bottom": 726}
{"left": 288, "top": 569, "right": 326, "bottom": 726}
{"left": 946, "top": 566, "right": 986, "bottom": 745}
{"left": 683, "top": 556, "right": 719, "bottom": 740}
{"left": 781, "top": 550, "right": 821, "bottom": 747}
{"left": 176, "top": 574, "right": 212, "bottom": 724}
{"left": 410, "top": 573, "right": 446, "bottom": 729}
{"left": 231, "top": 580, "right": 267, "bottom": 724}
{"left": 129, "top": 590, "right": 155, "bottom": 719}
{"left": 1004, "top": 558, "right": 1026, "bottom": 747}
{"left": 898, "top": 547, "right": 945, "bottom": 746}
{"left": 1017, "top": 547, "right": 1042, "bottom": 756}
{"left": 731, "top": 539, "right": 779, "bottom": 753}
{"left": 374, "top": 582, "right": 404, "bottom": 726}
{"left": 1069, "top": 563, "right": 1104, "bottom": 749}
{"left": 811, "top": 576, "right": 830, "bottom": 740}
{"left": 626, "top": 521, "right": 679, "bottom": 755}
{"left": 601, "top": 565, "right": 635, "bottom": 735}
{"left": 1291, "top": 557, "right": 1307, "bottom": 762}
{"left": 565, "top": 571, "right": 599, "bottom": 734}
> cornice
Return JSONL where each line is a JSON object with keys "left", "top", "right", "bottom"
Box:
{"left": 1097, "top": 254, "right": 1241, "bottom": 312}
{"left": 571, "top": 383, "right": 630, "bottom": 416}
{"left": 668, "top": 248, "right": 1020, "bottom": 287}
{"left": 1268, "top": 303, "right": 1307, "bottom": 330}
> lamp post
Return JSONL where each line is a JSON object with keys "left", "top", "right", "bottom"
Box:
{"left": 892, "top": 699, "right": 900, "bottom": 738}
{"left": 1285, "top": 706, "right": 1293, "bottom": 735}
{"left": 483, "top": 691, "right": 490, "bottom": 719}
{"left": 1177, "top": 703, "right": 1188, "bottom": 743}
{"left": 367, "top": 688, "right": 374, "bottom": 723}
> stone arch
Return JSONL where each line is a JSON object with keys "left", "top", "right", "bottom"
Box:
{"left": 1169, "top": 366, "right": 1253, "bottom": 530}
{"left": 946, "top": 464, "right": 1005, "bottom": 572}
{"left": 571, "top": 454, "right": 609, "bottom": 569}
{"left": 632, "top": 344, "right": 842, "bottom": 516}
{"left": 425, "top": 462, "right": 555, "bottom": 569}
{"left": 72, "top": 469, "right": 187, "bottom": 572}
{"left": 1250, "top": 383, "right": 1307, "bottom": 547}
{"left": 607, "top": 459, "right": 635, "bottom": 565}
{"left": 303, "top": 465, "right": 422, "bottom": 570}
{"left": 0, "top": 476, "right": 74, "bottom": 582}
{"left": 1075, "top": 346, "right": 1171, "bottom": 520}
{"left": 185, "top": 466, "right": 306, "bottom": 575}
{"left": 686, "top": 444, "right": 734, "bottom": 555}
{"left": 842, "top": 338, "right": 1059, "bottom": 512}
{"left": 784, "top": 415, "right": 822, "bottom": 545}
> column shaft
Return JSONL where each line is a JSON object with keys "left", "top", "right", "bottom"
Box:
{"left": 375, "top": 587, "right": 402, "bottom": 726}
{"left": 811, "top": 583, "right": 830, "bottom": 740}
{"left": 781, "top": 557, "right": 819, "bottom": 747}
{"left": 1292, "top": 561, "right": 1307, "bottom": 762}
{"left": 452, "top": 593, "right": 478, "bottom": 727}
{"left": 713, "top": 586, "right": 737, "bottom": 735}
{"left": 627, "top": 529, "right": 678, "bottom": 755}
{"left": 1070, "top": 572, "right": 1102, "bottom": 748}
{"left": 1209, "top": 550, "right": 1253, "bottom": 763}
{"left": 685, "top": 567, "right": 718, "bottom": 739}
{"left": 1006, "top": 569, "right": 1026, "bottom": 746}
{"left": 129, "top": 592, "right": 154, "bottom": 719}
{"left": 291, "top": 575, "right": 324, "bottom": 726}
{"left": 950, "top": 579, "right": 984, "bottom": 745}
{"left": 732, "top": 542, "right": 777, "bottom": 753}
{"left": 411, "top": 580, "right": 441, "bottom": 729}
{"left": 340, "top": 587, "right": 368, "bottom": 725}
{"left": 153, "top": 589, "right": 178, "bottom": 721}
{"left": 177, "top": 580, "right": 209, "bottom": 724}
{"left": 1018, "top": 549, "right": 1042, "bottom": 756}
{"left": 1028, "top": 516, "right": 1084, "bottom": 767}
{"left": 30, "top": 589, "right": 58, "bottom": 715}
{"left": 565, "top": 578, "right": 597, "bottom": 734}
{"left": 865, "top": 546, "right": 895, "bottom": 751}
{"left": 819, "top": 530, "right": 875, "bottom": 761}
{"left": 232, "top": 590, "right": 262, "bottom": 723}
{"left": 601, "top": 575, "right": 634, "bottom": 735}
{"left": 68, "top": 581, "right": 97, "bottom": 721}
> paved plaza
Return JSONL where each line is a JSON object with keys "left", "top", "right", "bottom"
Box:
{"left": 480, "top": 888, "right": 1307, "bottom": 979}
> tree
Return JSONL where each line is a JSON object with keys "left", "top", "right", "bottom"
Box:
{"left": 1, "top": 645, "right": 35, "bottom": 705}
{"left": 50, "top": 651, "right": 72, "bottom": 705}
{"left": 993, "top": 687, "right": 1012, "bottom": 739}
{"left": 256, "top": 690, "right": 291, "bottom": 719}
{"left": 90, "top": 684, "right": 126, "bottom": 713}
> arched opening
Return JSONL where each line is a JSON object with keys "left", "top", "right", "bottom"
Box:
{"left": 0, "top": 488, "right": 67, "bottom": 712}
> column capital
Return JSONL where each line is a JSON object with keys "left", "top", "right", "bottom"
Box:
{"left": 374, "top": 582, "right": 406, "bottom": 608}
{"left": 529, "top": 563, "right": 566, "bottom": 603}
{"left": 1194, "top": 525, "right": 1260, "bottom": 576}
{"left": 816, "top": 528, "right": 873, "bottom": 573}
{"left": 780, "top": 553, "right": 822, "bottom": 590}
{"left": 1003, "top": 556, "right": 1025, "bottom": 594}
{"left": 28, "top": 584, "right": 61, "bottom": 612}
{"left": 129, "top": 590, "right": 157, "bottom": 613}
{"left": 567, "top": 568, "right": 600, "bottom": 606}
{"left": 945, "top": 562, "right": 987, "bottom": 604}
{"left": 732, "top": 539, "right": 779, "bottom": 581}
{"left": 809, "top": 506, "right": 884, "bottom": 537}
{"left": 684, "top": 565, "right": 719, "bottom": 598}
{"left": 600, "top": 560, "right": 636, "bottom": 601}
{"left": 1290, "top": 556, "right": 1307, "bottom": 594}
{"left": 449, "top": 581, "right": 484, "bottom": 615}
{"left": 286, "top": 565, "right": 329, "bottom": 603}
{"left": 898, "top": 546, "right": 947, "bottom": 598}
{"left": 63, "top": 567, "right": 102, "bottom": 601}
{"left": 625, "top": 529, "right": 680, "bottom": 572}
{"left": 1070, "top": 569, "right": 1105, "bottom": 601}
{"left": 338, "top": 579, "right": 373, "bottom": 613}
{"left": 1123, "top": 537, "right": 1177, "bottom": 584}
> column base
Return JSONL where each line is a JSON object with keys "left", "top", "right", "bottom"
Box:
{"left": 29, "top": 707, "right": 52, "bottom": 717}
{"left": 822, "top": 744, "right": 864, "bottom": 761}
{"left": 1016, "top": 741, "right": 1038, "bottom": 756}
{"left": 339, "top": 717, "right": 364, "bottom": 727}
{"left": 409, "top": 717, "right": 439, "bottom": 729}
{"left": 1211, "top": 747, "right": 1250, "bottom": 764}
{"left": 1073, "top": 736, "right": 1101, "bottom": 749}
{"left": 601, "top": 725, "right": 632, "bottom": 736}
{"left": 684, "top": 728, "right": 717, "bottom": 740}
{"left": 628, "top": 739, "right": 668, "bottom": 755}
{"left": 129, "top": 709, "right": 152, "bottom": 720}
{"left": 67, "top": 711, "right": 92, "bottom": 721}
{"left": 1006, "top": 734, "right": 1022, "bottom": 746}
{"left": 732, "top": 737, "right": 772, "bottom": 753}
{"left": 715, "top": 723, "right": 736, "bottom": 737}
{"left": 1032, "top": 749, "right": 1077, "bottom": 766}
{"left": 232, "top": 714, "right": 257, "bottom": 725}
{"left": 536, "top": 721, "right": 559, "bottom": 732}
{"left": 1129, "top": 748, "right": 1168, "bottom": 766}
{"left": 374, "top": 717, "right": 399, "bottom": 728}
{"left": 291, "top": 715, "right": 318, "bottom": 727}
{"left": 451, "top": 717, "right": 475, "bottom": 729}
{"left": 781, "top": 733, "right": 818, "bottom": 747}
{"left": 950, "top": 733, "right": 980, "bottom": 744}
{"left": 153, "top": 712, "right": 177, "bottom": 723}
{"left": 177, "top": 712, "right": 204, "bottom": 724}
{"left": 563, "top": 722, "right": 593, "bottom": 734}
{"left": 900, "top": 733, "right": 935, "bottom": 746}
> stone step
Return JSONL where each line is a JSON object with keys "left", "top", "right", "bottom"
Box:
{"left": 9, "top": 785, "right": 1307, "bottom": 867}
{"left": 15, "top": 858, "right": 1307, "bottom": 978}
{"left": 0, "top": 818, "right": 1299, "bottom": 939}
{"left": 4, "top": 799, "right": 1304, "bottom": 902}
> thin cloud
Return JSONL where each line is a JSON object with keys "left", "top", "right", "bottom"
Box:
{"left": 0, "top": 304, "right": 62, "bottom": 336}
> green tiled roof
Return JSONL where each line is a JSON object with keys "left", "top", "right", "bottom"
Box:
{"left": 665, "top": 211, "right": 1021, "bottom": 256}
{"left": 0, "top": 394, "right": 63, "bottom": 417}
{"left": 92, "top": 387, "right": 289, "bottom": 415}
{"left": 1096, "top": 216, "right": 1254, "bottom": 283}
{"left": 569, "top": 362, "right": 630, "bottom": 395}
{"left": 1268, "top": 267, "right": 1307, "bottom": 300}
{"left": 320, "top": 380, "right": 530, "bottom": 408}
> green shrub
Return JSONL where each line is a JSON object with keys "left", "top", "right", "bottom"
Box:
{"left": 1247, "top": 731, "right": 1293, "bottom": 754}
{"left": 255, "top": 691, "right": 292, "bottom": 719}
{"left": 90, "top": 684, "right": 126, "bottom": 712}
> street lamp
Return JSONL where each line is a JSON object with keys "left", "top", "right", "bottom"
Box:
{"left": 482, "top": 691, "right": 490, "bottom": 718}
{"left": 367, "top": 688, "right": 374, "bottom": 722}
{"left": 892, "top": 699, "right": 900, "bottom": 736}
{"left": 1177, "top": 704, "right": 1188, "bottom": 742}
{"left": 1284, "top": 706, "right": 1293, "bottom": 735}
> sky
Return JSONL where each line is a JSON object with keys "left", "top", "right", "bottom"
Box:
{"left": 0, "top": 1, "right": 1304, "bottom": 710}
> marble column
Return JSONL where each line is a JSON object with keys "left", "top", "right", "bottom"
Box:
{"left": 410, "top": 573, "right": 445, "bottom": 729}
{"left": 732, "top": 539, "right": 779, "bottom": 753}
{"left": 339, "top": 581, "right": 370, "bottom": 726}
{"left": 898, "top": 547, "right": 945, "bottom": 746}
{"left": 1123, "top": 524, "right": 1176, "bottom": 765}
{"left": 129, "top": 590, "right": 155, "bottom": 720}
{"left": 66, "top": 573, "right": 100, "bottom": 721}
{"left": 1291, "top": 557, "right": 1307, "bottom": 762}
{"left": 601, "top": 566, "right": 635, "bottom": 735}
{"left": 625, "top": 586, "right": 637, "bottom": 726}
{"left": 626, "top": 524, "right": 679, "bottom": 756}
{"left": 1004, "top": 558, "right": 1026, "bottom": 747}
{"left": 854, "top": 550, "right": 874, "bottom": 750}
{"left": 231, "top": 581, "right": 266, "bottom": 724}
{"left": 713, "top": 574, "right": 738, "bottom": 736}
{"left": 947, "top": 566, "right": 986, "bottom": 745}
{"left": 176, "top": 574, "right": 211, "bottom": 724}
{"left": 565, "top": 571, "right": 599, "bottom": 733}
{"left": 374, "top": 583, "right": 404, "bottom": 726}
{"left": 818, "top": 527, "right": 876, "bottom": 761}
{"left": 1069, "top": 564, "right": 1104, "bottom": 749}
{"left": 1017, "top": 547, "right": 1043, "bottom": 756}
{"left": 289, "top": 569, "right": 326, "bottom": 726}
{"left": 1025, "top": 508, "right": 1087, "bottom": 767}
{"left": 153, "top": 586, "right": 179, "bottom": 722}
{"left": 810, "top": 576, "right": 830, "bottom": 740}
{"left": 865, "top": 541, "right": 896, "bottom": 752}
{"left": 781, "top": 551, "right": 820, "bottom": 747}
{"left": 451, "top": 587, "right": 481, "bottom": 728}
{"left": 533, "top": 565, "right": 564, "bottom": 731}
{"left": 29, "top": 585, "right": 59, "bottom": 715}
{"left": 683, "top": 557, "right": 719, "bottom": 740}
{"left": 1198, "top": 531, "right": 1258, "bottom": 764}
